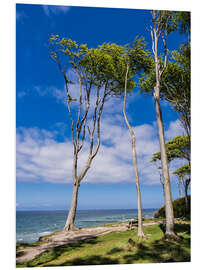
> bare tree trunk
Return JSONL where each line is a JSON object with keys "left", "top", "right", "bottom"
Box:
{"left": 132, "top": 139, "right": 145, "bottom": 238}
{"left": 64, "top": 181, "right": 80, "bottom": 230}
{"left": 178, "top": 179, "right": 182, "bottom": 198}
{"left": 123, "top": 63, "right": 144, "bottom": 238}
{"left": 184, "top": 184, "right": 188, "bottom": 208}
{"left": 184, "top": 178, "right": 190, "bottom": 209}
{"left": 63, "top": 82, "right": 107, "bottom": 231}
{"left": 154, "top": 94, "right": 177, "bottom": 238}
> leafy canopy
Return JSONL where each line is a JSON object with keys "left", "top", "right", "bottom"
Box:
{"left": 151, "top": 135, "right": 190, "bottom": 163}
{"left": 49, "top": 34, "right": 152, "bottom": 98}
{"left": 173, "top": 163, "right": 190, "bottom": 180}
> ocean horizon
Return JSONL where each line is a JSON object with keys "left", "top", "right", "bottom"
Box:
{"left": 16, "top": 208, "right": 157, "bottom": 243}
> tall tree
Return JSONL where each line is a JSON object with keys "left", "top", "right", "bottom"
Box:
{"left": 123, "top": 63, "right": 145, "bottom": 238}
{"left": 139, "top": 11, "right": 190, "bottom": 239}
{"left": 147, "top": 10, "right": 178, "bottom": 239}
{"left": 49, "top": 36, "right": 134, "bottom": 231}
{"left": 122, "top": 39, "right": 151, "bottom": 238}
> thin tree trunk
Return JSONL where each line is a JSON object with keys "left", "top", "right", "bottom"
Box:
{"left": 184, "top": 184, "right": 188, "bottom": 208}
{"left": 178, "top": 179, "right": 182, "bottom": 198}
{"left": 123, "top": 63, "right": 144, "bottom": 238}
{"left": 154, "top": 94, "right": 177, "bottom": 238}
{"left": 132, "top": 140, "right": 145, "bottom": 238}
{"left": 184, "top": 179, "right": 190, "bottom": 209}
{"left": 63, "top": 85, "right": 107, "bottom": 231}
{"left": 64, "top": 181, "right": 80, "bottom": 231}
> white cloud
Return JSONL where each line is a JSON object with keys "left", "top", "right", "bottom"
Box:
{"left": 35, "top": 85, "right": 67, "bottom": 104}
{"left": 16, "top": 80, "right": 186, "bottom": 186}
{"left": 165, "top": 119, "right": 185, "bottom": 140}
{"left": 16, "top": 116, "right": 185, "bottom": 186}
{"left": 42, "top": 5, "right": 70, "bottom": 16}
{"left": 17, "top": 85, "right": 68, "bottom": 104}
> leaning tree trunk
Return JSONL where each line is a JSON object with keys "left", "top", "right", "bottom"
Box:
{"left": 63, "top": 82, "right": 107, "bottom": 231}
{"left": 64, "top": 181, "right": 80, "bottom": 231}
{"left": 64, "top": 146, "right": 80, "bottom": 231}
{"left": 123, "top": 63, "right": 144, "bottom": 238}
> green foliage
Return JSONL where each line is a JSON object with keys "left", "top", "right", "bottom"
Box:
{"left": 49, "top": 34, "right": 152, "bottom": 98}
{"left": 154, "top": 196, "right": 190, "bottom": 219}
{"left": 173, "top": 163, "right": 190, "bottom": 180}
{"left": 175, "top": 11, "right": 191, "bottom": 35}
{"left": 127, "top": 37, "right": 153, "bottom": 75}
{"left": 49, "top": 35, "right": 139, "bottom": 95}
{"left": 160, "top": 43, "right": 190, "bottom": 135}
{"left": 151, "top": 10, "right": 190, "bottom": 35}
{"left": 151, "top": 10, "right": 177, "bottom": 34}
{"left": 151, "top": 135, "right": 190, "bottom": 163}
{"left": 139, "top": 11, "right": 191, "bottom": 136}
{"left": 80, "top": 42, "right": 135, "bottom": 92}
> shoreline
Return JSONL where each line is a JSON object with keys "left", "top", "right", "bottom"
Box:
{"left": 16, "top": 218, "right": 166, "bottom": 264}
{"left": 16, "top": 217, "right": 157, "bottom": 244}
{"left": 16, "top": 210, "right": 157, "bottom": 244}
{"left": 16, "top": 218, "right": 190, "bottom": 266}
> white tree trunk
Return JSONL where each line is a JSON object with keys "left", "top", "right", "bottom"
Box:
{"left": 132, "top": 135, "right": 145, "bottom": 238}
{"left": 154, "top": 93, "right": 176, "bottom": 237}
{"left": 123, "top": 63, "right": 144, "bottom": 238}
{"left": 64, "top": 181, "right": 80, "bottom": 231}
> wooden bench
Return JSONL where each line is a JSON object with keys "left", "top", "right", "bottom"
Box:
{"left": 128, "top": 218, "right": 145, "bottom": 229}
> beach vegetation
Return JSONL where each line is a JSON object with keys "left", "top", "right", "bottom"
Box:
{"left": 154, "top": 196, "right": 190, "bottom": 220}
{"left": 16, "top": 222, "right": 190, "bottom": 267}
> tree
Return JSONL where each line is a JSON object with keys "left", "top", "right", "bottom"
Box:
{"left": 49, "top": 35, "right": 135, "bottom": 231}
{"left": 141, "top": 10, "right": 179, "bottom": 239}
{"left": 152, "top": 135, "right": 190, "bottom": 199}
{"left": 152, "top": 135, "right": 190, "bottom": 163}
{"left": 122, "top": 39, "right": 152, "bottom": 238}
{"left": 173, "top": 163, "right": 190, "bottom": 207}
{"left": 175, "top": 11, "right": 190, "bottom": 36}
{"left": 123, "top": 63, "right": 145, "bottom": 238}
{"left": 158, "top": 11, "right": 190, "bottom": 137}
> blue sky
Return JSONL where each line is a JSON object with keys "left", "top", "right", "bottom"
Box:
{"left": 16, "top": 3, "right": 188, "bottom": 211}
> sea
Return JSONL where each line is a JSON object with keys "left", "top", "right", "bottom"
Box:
{"left": 16, "top": 209, "right": 157, "bottom": 243}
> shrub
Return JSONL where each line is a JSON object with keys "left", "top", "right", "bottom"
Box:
{"left": 154, "top": 196, "right": 190, "bottom": 220}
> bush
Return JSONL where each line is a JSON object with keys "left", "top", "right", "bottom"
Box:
{"left": 154, "top": 196, "right": 190, "bottom": 220}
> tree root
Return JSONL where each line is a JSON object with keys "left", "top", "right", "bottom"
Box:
{"left": 137, "top": 232, "right": 146, "bottom": 241}
{"left": 64, "top": 224, "right": 80, "bottom": 232}
{"left": 163, "top": 232, "right": 182, "bottom": 242}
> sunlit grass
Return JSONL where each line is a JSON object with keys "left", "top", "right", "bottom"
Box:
{"left": 16, "top": 222, "right": 190, "bottom": 267}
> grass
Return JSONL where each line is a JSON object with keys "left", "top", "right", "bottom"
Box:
{"left": 16, "top": 222, "right": 190, "bottom": 267}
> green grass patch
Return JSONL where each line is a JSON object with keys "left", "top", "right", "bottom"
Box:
{"left": 16, "top": 223, "right": 190, "bottom": 267}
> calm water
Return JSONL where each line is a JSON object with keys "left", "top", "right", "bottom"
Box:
{"left": 16, "top": 209, "right": 156, "bottom": 243}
